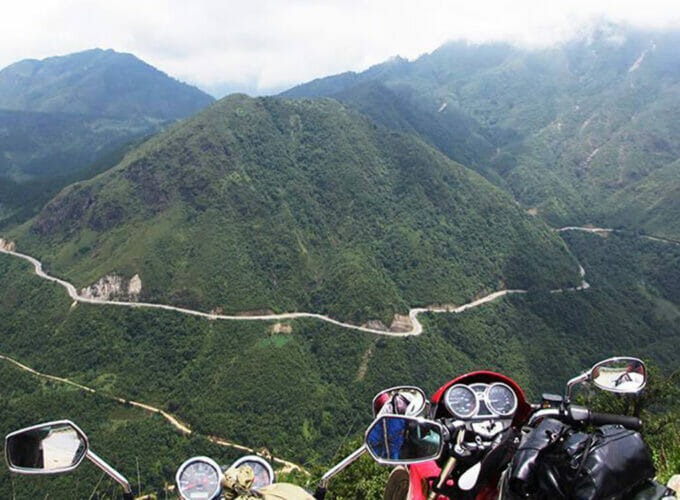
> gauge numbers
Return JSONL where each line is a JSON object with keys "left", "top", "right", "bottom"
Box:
{"left": 487, "top": 383, "right": 517, "bottom": 417}
{"left": 176, "top": 457, "right": 222, "bottom": 500}
{"left": 443, "top": 382, "right": 518, "bottom": 419}
{"left": 444, "top": 385, "right": 478, "bottom": 418}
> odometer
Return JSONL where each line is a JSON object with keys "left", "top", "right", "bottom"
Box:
{"left": 176, "top": 457, "right": 222, "bottom": 500}
{"left": 444, "top": 384, "right": 478, "bottom": 418}
{"left": 486, "top": 383, "right": 517, "bottom": 417}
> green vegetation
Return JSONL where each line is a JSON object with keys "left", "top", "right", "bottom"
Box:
{"left": 10, "top": 95, "right": 578, "bottom": 323}
{"left": 0, "top": 361, "right": 243, "bottom": 499}
{"left": 0, "top": 48, "right": 213, "bottom": 120}
{"left": 1, "top": 229, "right": 679, "bottom": 497}
{"left": 284, "top": 27, "right": 680, "bottom": 238}
{"left": 0, "top": 48, "right": 214, "bottom": 183}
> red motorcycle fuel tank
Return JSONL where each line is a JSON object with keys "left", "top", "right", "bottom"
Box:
{"left": 408, "top": 371, "right": 531, "bottom": 500}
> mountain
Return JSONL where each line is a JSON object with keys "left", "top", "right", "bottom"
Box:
{"left": 282, "top": 25, "right": 680, "bottom": 239}
{"left": 0, "top": 48, "right": 214, "bottom": 226}
{"left": 2, "top": 219, "right": 680, "bottom": 498}
{"left": 0, "top": 48, "right": 213, "bottom": 119}
{"left": 9, "top": 94, "right": 578, "bottom": 324}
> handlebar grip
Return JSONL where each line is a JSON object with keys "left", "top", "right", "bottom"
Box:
{"left": 588, "top": 411, "right": 642, "bottom": 430}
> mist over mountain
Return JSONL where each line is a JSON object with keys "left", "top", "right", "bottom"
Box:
{"left": 0, "top": 48, "right": 214, "bottom": 225}
{"left": 284, "top": 25, "right": 680, "bottom": 239}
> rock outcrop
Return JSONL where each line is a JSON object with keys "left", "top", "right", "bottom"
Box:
{"left": 81, "top": 274, "right": 142, "bottom": 301}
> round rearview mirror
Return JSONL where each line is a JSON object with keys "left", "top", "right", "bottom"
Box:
{"left": 372, "top": 386, "right": 427, "bottom": 417}
{"left": 364, "top": 415, "right": 444, "bottom": 465}
{"left": 591, "top": 357, "right": 647, "bottom": 394}
{"left": 5, "top": 420, "right": 88, "bottom": 474}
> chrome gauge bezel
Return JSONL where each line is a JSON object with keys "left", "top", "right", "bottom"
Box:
{"left": 443, "top": 384, "right": 479, "bottom": 418}
{"left": 230, "top": 455, "right": 275, "bottom": 489}
{"left": 485, "top": 382, "right": 518, "bottom": 418}
{"left": 175, "top": 456, "right": 223, "bottom": 500}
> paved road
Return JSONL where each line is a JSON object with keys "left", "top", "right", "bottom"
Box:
{"left": 0, "top": 238, "right": 588, "bottom": 337}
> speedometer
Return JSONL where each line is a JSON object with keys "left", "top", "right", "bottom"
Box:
{"left": 231, "top": 455, "right": 275, "bottom": 489}
{"left": 444, "top": 384, "right": 478, "bottom": 418}
{"left": 486, "top": 383, "right": 517, "bottom": 417}
{"left": 176, "top": 456, "right": 222, "bottom": 500}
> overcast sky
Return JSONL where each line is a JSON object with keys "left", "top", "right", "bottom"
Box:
{"left": 2, "top": 0, "right": 680, "bottom": 97}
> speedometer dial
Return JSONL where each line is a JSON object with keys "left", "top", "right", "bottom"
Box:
{"left": 444, "top": 385, "right": 478, "bottom": 418}
{"left": 486, "top": 383, "right": 517, "bottom": 417}
{"left": 176, "top": 457, "right": 222, "bottom": 500}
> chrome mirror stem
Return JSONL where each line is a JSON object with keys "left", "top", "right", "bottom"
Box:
{"left": 86, "top": 450, "right": 132, "bottom": 495}
{"left": 319, "top": 445, "right": 366, "bottom": 489}
{"left": 565, "top": 372, "right": 589, "bottom": 403}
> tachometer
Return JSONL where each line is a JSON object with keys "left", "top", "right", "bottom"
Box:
{"left": 231, "top": 455, "right": 275, "bottom": 489}
{"left": 176, "top": 456, "right": 222, "bottom": 500}
{"left": 444, "top": 384, "right": 478, "bottom": 418}
{"left": 486, "top": 383, "right": 517, "bottom": 417}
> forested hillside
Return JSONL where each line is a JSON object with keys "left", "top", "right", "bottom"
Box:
{"left": 0, "top": 49, "right": 214, "bottom": 226}
{"left": 284, "top": 25, "right": 680, "bottom": 238}
{"left": 1, "top": 229, "right": 679, "bottom": 498}
{"left": 8, "top": 95, "right": 578, "bottom": 324}
{"left": 2, "top": 24, "right": 680, "bottom": 499}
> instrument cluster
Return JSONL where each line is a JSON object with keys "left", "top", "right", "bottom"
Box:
{"left": 443, "top": 382, "right": 518, "bottom": 420}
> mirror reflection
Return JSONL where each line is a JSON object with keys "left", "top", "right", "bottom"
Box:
{"left": 6, "top": 423, "right": 87, "bottom": 471}
{"left": 592, "top": 358, "right": 647, "bottom": 394}
{"left": 372, "top": 387, "right": 426, "bottom": 417}
{"left": 365, "top": 416, "right": 442, "bottom": 464}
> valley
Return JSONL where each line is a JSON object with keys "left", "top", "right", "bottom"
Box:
{"left": 1, "top": 22, "right": 680, "bottom": 499}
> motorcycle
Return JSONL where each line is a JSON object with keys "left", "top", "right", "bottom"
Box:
{"left": 317, "top": 356, "right": 675, "bottom": 499}
{"left": 3, "top": 420, "right": 312, "bottom": 499}
{"left": 4, "top": 357, "right": 676, "bottom": 499}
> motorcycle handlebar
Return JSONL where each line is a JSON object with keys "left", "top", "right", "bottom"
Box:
{"left": 587, "top": 411, "right": 642, "bottom": 430}
{"left": 527, "top": 407, "right": 642, "bottom": 431}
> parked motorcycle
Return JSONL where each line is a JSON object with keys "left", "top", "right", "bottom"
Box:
{"left": 318, "top": 356, "right": 675, "bottom": 499}
{"left": 3, "top": 420, "right": 312, "bottom": 499}
{"left": 4, "top": 357, "right": 676, "bottom": 499}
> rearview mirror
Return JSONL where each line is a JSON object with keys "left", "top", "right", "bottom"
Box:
{"left": 372, "top": 386, "right": 427, "bottom": 417}
{"left": 364, "top": 415, "right": 444, "bottom": 465}
{"left": 591, "top": 357, "right": 647, "bottom": 394}
{"left": 5, "top": 420, "right": 88, "bottom": 474}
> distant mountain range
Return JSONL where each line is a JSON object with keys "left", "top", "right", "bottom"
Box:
{"left": 0, "top": 48, "right": 214, "bottom": 224}
{"left": 0, "top": 48, "right": 213, "bottom": 119}
{"left": 284, "top": 25, "right": 680, "bottom": 240}
{"left": 2, "top": 26, "right": 680, "bottom": 498}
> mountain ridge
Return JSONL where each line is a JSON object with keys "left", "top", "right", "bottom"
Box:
{"left": 8, "top": 94, "right": 580, "bottom": 323}
{"left": 282, "top": 26, "right": 680, "bottom": 238}
{"left": 0, "top": 48, "right": 213, "bottom": 119}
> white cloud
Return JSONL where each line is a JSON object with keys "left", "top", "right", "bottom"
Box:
{"left": 1, "top": 0, "right": 679, "bottom": 96}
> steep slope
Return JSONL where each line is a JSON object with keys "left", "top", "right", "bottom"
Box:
{"left": 283, "top": 26, "right": 680, "bottom": 236}
{"left": 0, "top": 48, "right": 214, "bottom": 225}
{"left": 0, "top": 48, "right": 213, "bottom": 119}
{"left": 10, "top": 95, "right": 578, "bottom": 324}
{"left": 2, "top": 227, "right": 680, "bottom": 475}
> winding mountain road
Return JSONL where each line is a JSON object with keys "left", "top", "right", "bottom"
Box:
{"left": 1, "top": 225, "right": 667, "bottom": 480}
{"left": 0, "top": 352, "right": 306, "bottom": 474}
{"left": 0, "top": 237, "right": 588, "bottom": 337}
